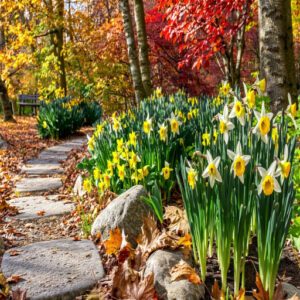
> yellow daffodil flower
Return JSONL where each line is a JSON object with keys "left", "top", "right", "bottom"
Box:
{"left": 112, "top": 118, "right": 121, "bottom": 132}
{"left": 117, "top": 138, "right": 124, "bottom": 152}
{"left": 276, "top": 144, "right": 291, "bottom": 183}
{"left": 159, "top": 123, "right": 168, "bottom": 142}
{"left": 187, "top": 167, "right": 198, "bottom": 189}
{"left": 169, "top": 113, "right": 181, "bottom": 135}
{"left": 143, "top": 115, "right": 152, "bottom": 135}
{"left": 83, "top": 178, "right": 92, "bottom": 193}
{"left": 117, "top": 164, "right": 126, "bottom": 181}
{"left": 161, "top": 161, "right": 173, "bottom": 180}
{"left": 253, "top": 102, "right": 273, "bottom": 144}
{"left": 128, "top": 131, "right": 137, "bottom": 148}
{"left": 229, "top": 98, "right": 245, "bottom": 126}
{"left": 103, "top": 173, "right": 111, "bottom": 189}
{"left": 42, "top": 121, "right": 47, "bottom": 129}
{"left": 285, "top": 94, "right": 297, "bottom": 128}
{"left": 247, "top": 90, "right": 256, "bottom": 109}
{"left": 93, "top": 167, "right": 101, "bottom": 181}
{"left": 227, "top": 141, "right": 251, "bottom": 183}
{"left": 112, "top": 151, "right": 120, "bottom": 165}
{"left": 88, "top": 135, "right": 95, "bottom": 151}
{"left": 218, "top": 104, "right": 235, "bottom": 144}
{"left": 202, "top": 150, "right": 222, "bottom": 188}
{"left": 259, "top": 78, "right": 266, "bottom": 93}
{"left": 202, "top": 132, "right": 210, "bottom": 146}
{"left": 219, "top": 82, "right": 231, "bottom": 96}
{"left": 258, "top": 161, "right": 281, "bottom": 196}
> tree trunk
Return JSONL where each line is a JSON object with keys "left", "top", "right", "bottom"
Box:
{"left": 258, "top": 0, "right": 297, "bottom": 112}
{"left": 133, "top": 0, "right": 152, "bottom": 97}
{"left": 0, "top": 80, "right": 14, "bottom": 122}
{"left": 55, "top": 0, "right": 67, "bottom": 96}
{"left": 0, "top": 27, "right": 14, "bottom": 122}
{"left": 120, "top": 0, "right": 146, "bottom": 102}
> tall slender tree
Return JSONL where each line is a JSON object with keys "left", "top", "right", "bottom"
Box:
{"left": 120, "top": 0, "right": 152, "bottom": 102}
{"left": 258, "top": 0, "right": 297, "bottom": 112}
{"left": 0, "top": 26, "right": 14, "bottom": 122}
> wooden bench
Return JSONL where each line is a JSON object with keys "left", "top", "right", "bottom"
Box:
{"left": 18, "top": 94, "right": 40, "bottom": 115}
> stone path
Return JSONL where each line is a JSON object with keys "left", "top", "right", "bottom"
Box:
{"left": 1, "top": 137, "right": 105, "bottom": 299}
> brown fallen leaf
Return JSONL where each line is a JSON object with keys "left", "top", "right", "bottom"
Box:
{"left": 36, "top": 210, "right": 45, "bottom": 216}
{"left": 11, "top": 289, "right": 27, "bottom": 300}
{"left": 170, "top": 260, "right": 201, "bottom": 285}
{"left": 103, "top": 228, "right": 122, "bottom": 255}
{"left": 6, "top": 275, "right": 22, "bottom": 284}
{"left": 253, "top": 273, "right": 269, "bottom": 300}
{"left": 164, "top": 206, "right": 189, "bottom": 234}
{"left": 212, "top": 280, "right": 225, "bottom": 300}
{"left": 8, "top": 250, "right": 22, "bottom": 256}
{"left": 72, "top": 236, "right": 81, "bottom": 241}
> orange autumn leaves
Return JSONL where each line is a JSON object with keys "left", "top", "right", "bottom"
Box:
{"left": 102, "top": 216, "right": 200, "bottom": 286}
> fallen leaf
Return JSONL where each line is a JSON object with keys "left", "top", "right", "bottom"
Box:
{"left": 103, "top": 228, "right": 122, "bottom": 255}
{"left": 170, "top": 260, "right": 201, "bottom": 284}
{"left": 8, "top": 250, "right": 22, "bottom": 256}
{"left": 72, "top": 236, "right": 81, "bottom": 241}
{"left": 6, "top": 275, "right": 22, "bottom": 284}
{"left": 253, "top": 273, "right": 269, "bottom": 300}
{"left": 212, "top": 280, "right": 225, "bottom": 300}
{"left": 36, "top": 210, "right": 45, "bottom": 216}
{"left": 0, "top": 273, "right": 10, "bottom": 297}
{"left": 164, "top": 206, "right": 189, "bottom": 234}
{"left": 11, "top": 288, "right": 27, "bottom": 300}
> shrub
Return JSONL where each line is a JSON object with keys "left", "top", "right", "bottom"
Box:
{"left": 37, "top": 98, "right": 101, "bottom": 139}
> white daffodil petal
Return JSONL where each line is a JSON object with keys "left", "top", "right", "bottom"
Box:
{"left": 238, "top": 175, "right": 244, "bottom": 184}
{"left": 224, "top": 132, "right": 229, "bottom": 144}
{"left": 207, "top": 151, "right": 213, "bottom": 164}
{"left": 227, "top": 122, "right": 235, "bottom": 130}
{"left": 236, "top": 142, "right": 242, "bottom": 155}
{"left": 268, "top": 161, "right": 277, "bottom": 175}
{"left": 274, "top": 178, "right": 281, "bottom": 193}
{"left": 254, "top": 110, "right": 261, "bottom": 120}
{"left": 227, "top": 149, "right": 235, "bottom": 160}
{"left": 258, "top": 167, "right": 267, "bottom": 177}
{"left": 242, "top": 155, "right": 251, "bottom": 164}
{"left": 202, "top": 168, "right": 209, "bottom": 178}
{"left": 229, "top": 109, "right": 236, "bottom": 119}
{"left": 214, "top": 156, "right": 221, "bottom": 168}
{"left": 215, "top": 170, "right": 222, "bottom": 183}
{"left": 257, "top": 183, "right": 262, "bottom": 195}
{"left": 209, "top": 176, "right": 215, "bottom": 188}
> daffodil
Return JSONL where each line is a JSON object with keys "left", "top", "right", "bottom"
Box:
{"left": 131, "top": 171, "right": 140, "bottom": 184}
{"left": 112, "top": 118, "right": 121, "bottom": 132}
{"left": 138, "top": 165, "right": 149, "bottom": 179}
{"left": 103, "top": 173, "right": 111, "bottom": 189}
{"left": 213, "top": 130, "right": 218, "bottom": 144}
{"left": 98, "top": 181, "right": 105, "bottom": 193}
{"left": 88, "top": 135, "right": 95, "bottom": 151}
{"left": 187, "top": 167, "right": 198, "bottom": 189}
{"left": 202, "top": 151, "right": 222, "bottom": 188}
{"left": 169, "top": 113, "right": 181, "bottom": 135}
{"left": 107, "top": 160, "right": 114, "bottom": 175}
{"left": 117, "top": 138, "right": 124, "bottom": 152}
{"left": 169, "top": 95, "right": 175, "bottom": 103}
{"left": 202, "top": 132, "right": 210, "bottom": 146}
{"left": 129, "top": 151, "right": 141, "bottom": 169}
{"left": 227, "top": 142, "right": 251, "bottom": 183}
{"left": 285, "top": 94, "right": 297, "bottom": 128}
{"left": 218, "top": 104, "right": 234, "bottom": 144}
{"left": 161, "top": 161, "right": 173, "bottom": 180}
{"left": 83, "top": 178, "right": 92, "bottom": 193}
{"left": 117, "top": 164, "right": 126, "bottom": 181}
{"left": 219, "top": 82, "right": 231, "bottom": 96}
{"left": 128, "top": 131, "right": 137, "bottom": 148}
{"left": 93, "top": 167, "right": 102, "bottom": 181}
{"left": 143, "top": 115, "right": 152, "bottom": 135}
{"left": 258, "top": 78, "right": 266, "bottom": 93}
{"left": 229, "top": 98, "right": 245, "bottom": 126}
{"left": 258, "top": 161, "right": 281, "bottom": 196}
{"left": 246, "top": 90, "right": 256, "bottom": 109}
{"left": 253, "top": 102, "right": 273, "bottom": 144}
{"left": 42, "top": 121, "right": 48, "bottom": 129}
{"left": 276, "top": 144, "right": 291, "bottom": 183}
{"left": 158, "top": 123, "right": 168, "bottom": 142}
{"left": 112, "top": 151, "right": 120, "bottom": 164}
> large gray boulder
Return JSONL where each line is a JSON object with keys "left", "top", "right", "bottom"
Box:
{"left": 282, "top": 282, "right": 300, "bottom": 298}
{"left": 144, "top": 250, "right": 205, "bottom": 300}
{"left": 91, "top": 185, "right": 151, "bottom": 246}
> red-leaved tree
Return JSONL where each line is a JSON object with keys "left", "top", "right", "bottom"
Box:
{"left": 157, "top": 0, "right": 254, "bottom": 87}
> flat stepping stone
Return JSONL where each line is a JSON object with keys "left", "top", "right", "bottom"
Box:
{"left": 38, "top": 151, "right": 69, "bottom": 161}
{"left": 21, "top": 163, "right": 63, "bottom": 176}
{"left": 1, "top": 239, "right": 105, "bottom": 300}
{"left": 16, "top": 178, "right": 62, "bottom": 195}
{"left": 8, "top": 195, "right": 74, "bottom": 220}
